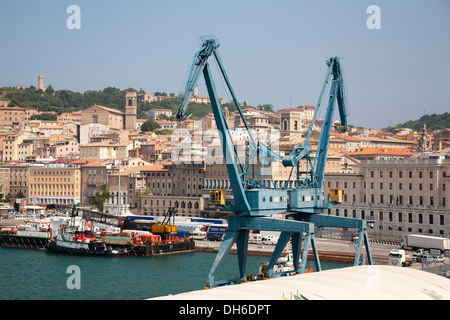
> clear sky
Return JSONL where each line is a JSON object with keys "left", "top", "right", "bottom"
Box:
{"left": 1, "top": 0, "right": 449, "bottom": 129}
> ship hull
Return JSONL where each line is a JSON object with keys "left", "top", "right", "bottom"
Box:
{"left": 127, "top": 239, "right": 195, "bottom": 256}
{"left": 45, "top": 239, "right": 128, "bottom": 256}
{"left": 0, "top": 234, "right": 49, "bottom": 249}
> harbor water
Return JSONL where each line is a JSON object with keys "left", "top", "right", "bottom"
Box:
{"left": 0, "top": 246, "right": 350, "bottom": 300}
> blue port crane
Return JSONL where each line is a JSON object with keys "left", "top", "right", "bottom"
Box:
{"left": 177, "top": 36, "right": 372, "bottom": 287}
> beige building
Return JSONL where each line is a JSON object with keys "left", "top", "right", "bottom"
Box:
{"left": 177, "top": 119, "right": 199, "bottom": 131}
{"left": 28, "top": 162, "right": 82, "bottom": 205}
{"left": 81, "top": 92, "right": 138, "bottom": 133}
{"left": 324, "top": 155, "right": 450, "bottom": 240}
{"left": 57, "top": 111, "right": 82, "bottom": 124}
{"left": 80, "top": 139, "right": 133, "bottom": 160}
{"left": 81, "top": 105, "right": 124, "bottom": 131}
{"left": 3, "top": 163, "right": 32, "bottom": 199}
{"left": 0, "top": 106, "right": 38, "bottom": 130}
{"left": 3, "top": 133, "right": 27, "bottom": 162}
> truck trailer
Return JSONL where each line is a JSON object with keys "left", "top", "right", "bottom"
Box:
{"left": 402, "top": 234, "right": 450, "bottom": 253}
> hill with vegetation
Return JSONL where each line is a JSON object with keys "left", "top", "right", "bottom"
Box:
{"left": 382, "top": 112, "right": 449, "bottom": 132}
{"left": 1, "top": 86, "right": 278, "bottom": 121}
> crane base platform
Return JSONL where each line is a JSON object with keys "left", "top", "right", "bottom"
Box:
{"left": 206, "top": 214, "right": 372, "bottom": 287}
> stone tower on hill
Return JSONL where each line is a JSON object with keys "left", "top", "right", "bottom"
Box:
{"left": 38, "top": 75, "right": 45, "bottom": 91}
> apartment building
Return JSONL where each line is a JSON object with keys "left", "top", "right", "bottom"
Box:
{"left": 147, "top": 108, "right": 173, "bottom": 120}
{"left": 3, "top": 133, "right": 27, "bottom": 162}
{"left": 0, "top": 163, "right": 33, "bottom": 199}
{"left": 0, "top": 106, "right": 38, "bottom": 129}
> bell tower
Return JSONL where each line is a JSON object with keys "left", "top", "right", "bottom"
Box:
{"left": 125, "top": 91, "right": 137, "bottom": 132}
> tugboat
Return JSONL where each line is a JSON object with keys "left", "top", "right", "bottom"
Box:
{"left": 0, "top": 219, "right": 55, "bottom": 248}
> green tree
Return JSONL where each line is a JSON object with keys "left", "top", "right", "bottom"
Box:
{"left": 30, "top": 113, "right": 57, "bottom": 121}
{"left": 46, "top": 85, "right": 55, "bottom": 95}
{"left": 257, "top": 104, "right": 275, "bottom": 113}
{"left": 90, "top": 185, "right": 111, "bottom": 212}
{"left": 140, "top": 118, "right": 161, "bottom": 132}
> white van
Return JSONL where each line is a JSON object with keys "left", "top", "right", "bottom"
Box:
{"left": 262, "top": 235, "right": 279, "bottom": 245}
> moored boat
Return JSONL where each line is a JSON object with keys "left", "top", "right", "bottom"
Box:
{"left": 46, "top": 216, "right": 128, "bottom": 256}
{"left": 0, "top": 219, "right": 55, "bottom": 248}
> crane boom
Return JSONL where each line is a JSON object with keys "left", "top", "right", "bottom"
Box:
{"left": 282, "top": 57, "right": 348, "bottom": 191}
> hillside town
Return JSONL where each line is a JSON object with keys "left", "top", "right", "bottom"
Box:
{"left": 0, "top": 77, "right": 449, "bottom": 242}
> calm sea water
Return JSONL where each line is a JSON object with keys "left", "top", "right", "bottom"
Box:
{"left": 0, "top": 246, "right": 350, "bottom": 300}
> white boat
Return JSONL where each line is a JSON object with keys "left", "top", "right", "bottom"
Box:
{"left": 259, "top": 250, "right": 311, "bottom": 277}
{"left": 0, "top": 219, "right": 55, "bottom": 248}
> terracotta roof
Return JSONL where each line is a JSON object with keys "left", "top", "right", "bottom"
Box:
{"left": 110, "top": 165, "right": 166, "bottom": 176}
{"left": 349, "top": 147, "right": 413, "bottom": 156}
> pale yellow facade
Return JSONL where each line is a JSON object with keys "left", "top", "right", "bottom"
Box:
{"left": 28, "top": 165, "right": 81, "bottom": 205}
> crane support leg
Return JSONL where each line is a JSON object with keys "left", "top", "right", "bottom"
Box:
{"left": 236, "top": 230, "right": 249, "bottom": 279}
{"left": 207, "top": 216, "right": 317, "bottom": 287}
{"left": 296, "top": 213, "right": 373, "bottom": 266}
